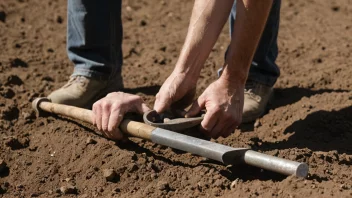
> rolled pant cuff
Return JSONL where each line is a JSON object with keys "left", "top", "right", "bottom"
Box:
{"left": 72, "top": 66, "right": 111, "bottom": 81}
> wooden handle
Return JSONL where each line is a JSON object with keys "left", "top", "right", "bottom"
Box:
{"left": 120, "top": 120, "right": 155, "bottom": 140}
{"left": 38, "top": 101, "right": 94, "bottom": 124}
{"left": 35, "top": 99, "right": 155, "bottom": 140}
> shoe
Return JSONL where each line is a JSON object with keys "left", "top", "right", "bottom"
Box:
{"left": 242, "top": 80, "right": 273, "bottom": 123}
{"left": 47, "top": 75, "right": 123, "bottom": 109}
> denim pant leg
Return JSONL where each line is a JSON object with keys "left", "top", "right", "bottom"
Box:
{"left": 67, "top": 0, "right": 123, "bottom": 80}
{"left": 229, "top": 0, "right": 281, "bottom": 87}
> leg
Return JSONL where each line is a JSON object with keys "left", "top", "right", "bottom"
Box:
{"left": 48, "top": 0, "right": 123, "bottom": 108}
{"left": 67, "top": 0, "right": 123, "bottom": 79}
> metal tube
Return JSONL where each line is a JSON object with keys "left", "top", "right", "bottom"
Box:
{"left": 243, "top": 150, "right": 308, "bottom": 177}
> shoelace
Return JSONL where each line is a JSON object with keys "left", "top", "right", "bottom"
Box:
{"left": 244, "top": 81, "right": 261, "bottom": 101}
{"left": 63, "top": 76, "right": 87, "bottom": 88}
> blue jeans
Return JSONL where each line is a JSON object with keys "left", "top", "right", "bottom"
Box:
{"left": 68, "top": 0, "right": 123, "bottom": 80}
{"left": 228, "top": 0, "right": 281, "bottom": 87}
{"left": 68, "top": 0, "right": 280, "bottom": 86}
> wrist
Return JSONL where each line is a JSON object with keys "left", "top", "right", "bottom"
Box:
{"left": 219, "top": 64, "right": 248, "bottom": 86}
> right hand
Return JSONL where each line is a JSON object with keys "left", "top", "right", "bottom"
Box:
{"left": 92, "top": 92, "right": 150, "bottom": 140}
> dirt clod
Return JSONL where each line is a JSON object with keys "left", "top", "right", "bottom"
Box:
{"left": 0, "top": 88, "right": 15, "bottom": 99}
{"left": 86, "top": 137, "right": 97, "bottom": 145}
{"left": 157, "top": 180, "right": 170, "bottom": 191}
{"left": 10, "top": 58, "right": 28, "bottom": 68}
{"left": 60, "top": 184, "right": 78, "bottom": 194}
{"left": 4, "top": 136, "right": 30, "bottom": 150}
{"left": 1, "top": 104, "right": 19, "bottom": 121}
{"left": 102, "top": 169, "right": 117, "bottom": 182}
{"left": 5, "top": 75, "right": 23, "bottom": 86}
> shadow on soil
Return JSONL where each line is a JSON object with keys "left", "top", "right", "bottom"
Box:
{"left": 239, "top": 87, "right": 349, "bottom": 132}
{"left": 123, "top": 85, "right": 161, "bottom": 96}
{"left": 251, "top": 106, "right": 352, "bottom": 155}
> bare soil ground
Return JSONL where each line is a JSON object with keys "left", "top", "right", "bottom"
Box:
{"left": 0, "top": 0, "right": 352, "bottom": 197}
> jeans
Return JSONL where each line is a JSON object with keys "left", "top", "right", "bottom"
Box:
{"left": 68, "top": 0, "right": 123, "bottom": 80}
{"left": 67, "top": 0, "right": 280, "bottom": 86}
{"left": 228, "top": 0, "right": 281, "bottom": 87}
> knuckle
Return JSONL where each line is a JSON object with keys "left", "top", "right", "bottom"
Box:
{"left": 111, "top": 103, "right": 121, "bottom": 110}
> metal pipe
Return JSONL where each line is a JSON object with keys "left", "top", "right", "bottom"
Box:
{"left": 243, "top": 150, "right": 308, "bottom": 177}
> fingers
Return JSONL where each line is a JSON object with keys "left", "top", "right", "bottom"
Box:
{"left": 200, "top": 108, "right": 219, "bottom": 136}
{"left": 107, "top": 105, "right": 124, "bottom": 138}
{"left": 185, "top": 95, "right": 205, "bottom": 118}
{"left": 154, "top": 92, "right": 172, "bottom": 114}
{"left": 92, "top": 100, "right": 123, "bottom": 141}
{"left": 136, "top": 102, "right": 151, "bottom": 114}
{"left": 200, "top": 107, "right": 240, "bottom": 139}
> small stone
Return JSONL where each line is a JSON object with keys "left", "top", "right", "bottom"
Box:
{"left": 213, "top": 179, "right": 224, "bottom": 187}
{"left": 0, "top": 159, "right": 7, "bottom": 173}
{"left": 157, "top": 180, "right": 170, "bottom": 191}
{"left": 60, "top": 184, "right": 78, "bottom": 194}
{"left": 102, "top": 169, "right": 117, "bottom": 181}
{"left": 254, "top": 120, "right": 262, "bottom": 128}
{"left": 86, "top": 137, "right": 97, "bottom": 145}
{"left": 150, "top": 173, "right": 157, "bottom": 179}
{"left": 230, "top": 179, "right": 239, "bottom": 189}
{"left": 22, "top": 111, "right": 35, "bottom": 120}
{"left": 128, "top": 163, "right": 138, "bottom": 172}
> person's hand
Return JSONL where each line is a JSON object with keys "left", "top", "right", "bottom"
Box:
{"left": 185, "top": 78, "right": 244, "bottom": 139}
{"left": 92, "top": 92, "right": 150, "bottom": 140}
{"left": 154, "top": 71, "right": 197, "bottom": 114}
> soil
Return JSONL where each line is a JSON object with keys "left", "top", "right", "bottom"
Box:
{"left": 1, "top": 0, "right": 352, "bottom": 197}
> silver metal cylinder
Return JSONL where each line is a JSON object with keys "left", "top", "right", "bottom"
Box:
{"left": 243, "top": 150, "right": 309, "bottom": 177}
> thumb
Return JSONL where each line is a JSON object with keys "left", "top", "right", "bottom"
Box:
{"left": 136, "top": 103, "right": 151, "bottom": 114}
{"left": 185, "top": 95, "right": 205, "bottom": 118}
{"left": 154, "top": 93, "right": 172, "bottom": 113}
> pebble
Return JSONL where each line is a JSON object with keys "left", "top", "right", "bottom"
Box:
{"left": 60, "top": 184, "right": 78, "bottom": 194}
{"left": 102, "top": 169, "right": 117, "bottom": 181}
{"left": 86, "top": 137, "right": 97, "bottom": 145}
{"left": 0, "top": 159, "right": 7, "bottom": 173}
{"left": 157, "top": 180, "right": 170, "bottom": 191}
{"left": 230, "top": 179, "right": 239, "bottom": 189}
{"left": 213, "top": 179, "right": 224, "bottom": 187}
{"left": 254, "top": 120, "right": 262, "bottom": 128}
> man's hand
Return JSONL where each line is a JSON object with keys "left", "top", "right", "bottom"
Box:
{"left": 186, "top": 78, "right": 244, "bottom": 139}
{"left": 154, "top": 71, "right": 197, "bottom": 114}
{"left": 92, "top": 92, "right": 150, "bottom": 140}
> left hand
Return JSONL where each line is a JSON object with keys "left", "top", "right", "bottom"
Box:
{"left": 92, "top": 92, "right": 150, "bottom": 140}
{"left": 185, "top": 78, "right": 244, "bottom": 138}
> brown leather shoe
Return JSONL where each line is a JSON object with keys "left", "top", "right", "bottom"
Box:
{"left": 48, "top": 75, "right": 123, "bottom": 109}
{"left": 242, "top": 80, "right": 273, "bottom": 123}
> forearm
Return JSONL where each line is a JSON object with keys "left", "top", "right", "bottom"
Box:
{"left": 175, "top": 0, "right": 234, "bottom": 78}
{"left": 221, "top": 0, "right": 273, "bottom": 85}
